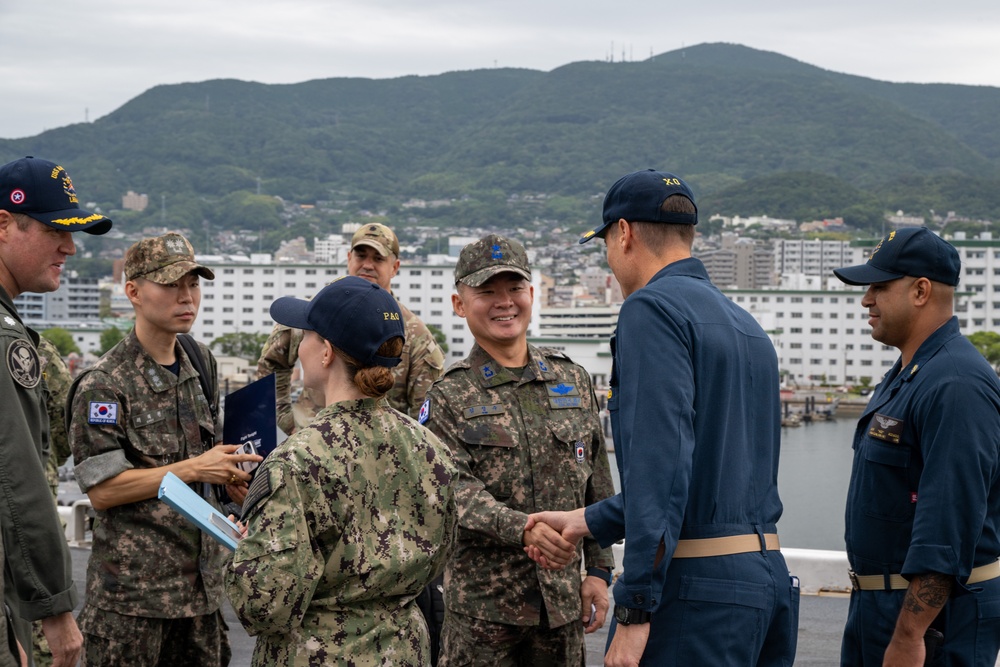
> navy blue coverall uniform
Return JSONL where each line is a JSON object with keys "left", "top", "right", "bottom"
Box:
{"left": 585, "top": 258, "right": 799, "bottom": 665}
{"left": 842, "top": 316, "right": 1000, "bottom": 666}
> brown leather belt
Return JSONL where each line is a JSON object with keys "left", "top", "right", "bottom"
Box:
{"left": 673, "top": 533, "right": 780, "bottom": 559}
{"left": 849, "top": 559, "right": 1000, "bottom": 591}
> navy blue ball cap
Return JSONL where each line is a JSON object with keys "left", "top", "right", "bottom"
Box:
{"left": 580, "top": 169, "right": 697, "bottom": 244}
{"left": 269, "top": 276, "right": 404, "bottom": 368}
{"left": 833, "top": 227, "right": 961, "bottom": 286}
{"left": 0, "top": 156, "right": 112, "bottom": 235}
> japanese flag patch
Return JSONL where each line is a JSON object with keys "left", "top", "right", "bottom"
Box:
{"left": 89, "top": 401, "right": 118, "bottom": 424}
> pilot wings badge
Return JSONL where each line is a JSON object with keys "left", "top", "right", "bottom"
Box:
{"left": 868, "top": 412, "right": 904, "bottom": 445}
{"left": 875, "top": 415, "right": 899, "bottom": 429}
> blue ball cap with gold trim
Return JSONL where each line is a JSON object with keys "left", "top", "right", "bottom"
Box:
{"left": 833, "top": 227, "right": 960, "bottom": 286}
{"left": 269, "top": 276, "right": 404, "bottom": 368}
{"left": 0, "top": 157, "right": 112, "bottom": 235}
{"left": 580, "top": 169, "right": 697, "bottom": 244}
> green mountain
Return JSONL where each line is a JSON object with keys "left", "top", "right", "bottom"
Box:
{"left": 3, "top": 42, "right": 1000, "bottom": 237}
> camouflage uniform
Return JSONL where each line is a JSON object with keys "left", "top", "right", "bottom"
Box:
{"left": 258, "top": 298, "right": 444, "bottom": 431}
{"left": 0, "top": 288, "right": 78, "bottom": 666}
{"left": 425, "top": 343, "right": 615, "bottom": 663}
{"left": 31, "top": 337, "right": 74, "bottom": 667}
{"left": 68, "top": 329, "right": 230, "bottom": 666}
{"left": 37, "top": 337, "right": 72, "bottom": 496}
{"left": 226, "top": 397, "right": 458, "bottom": 666}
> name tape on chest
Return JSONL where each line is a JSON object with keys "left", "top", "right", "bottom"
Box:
{"left": 868, "top": 412, "right": 904, "bottom": 444}
{"left": 463, "top": 404, "right": 507, "bottom": 419}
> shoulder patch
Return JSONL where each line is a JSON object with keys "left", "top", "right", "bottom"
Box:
{"left": 2, "top": 315, "right": 20, "bottom": 330}
{"left": 240, "top": 467, "right": 274, "bottom": 522}
{"left": 88, "top": 401, "right": 119, "bottom": 424}
{"left": 418, "top": 398, "right": 431, "bottom": 425}
{"left": 7, "top": 339, "right": 40, "bottom": 389}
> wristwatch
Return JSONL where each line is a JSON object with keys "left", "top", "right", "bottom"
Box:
{"left": 586, "top": 567, "right": 612, "bottom": 586}
{"left": 614, "top": 605, "right": 651, "bottom": 625}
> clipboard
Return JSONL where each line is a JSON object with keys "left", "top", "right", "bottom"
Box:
{"left": 158, "top": 471, "right": 241, "bottom": 550}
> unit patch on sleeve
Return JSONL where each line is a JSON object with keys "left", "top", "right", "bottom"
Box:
{"left": 7, "top": 339, "right": 40, "bottom": 389}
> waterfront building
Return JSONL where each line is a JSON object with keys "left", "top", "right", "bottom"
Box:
{"left": 188, "top": 257, "right": 541, "bottom": 364}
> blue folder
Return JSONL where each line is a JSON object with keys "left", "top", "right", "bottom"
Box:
{"left": 158, "top": 471, "right": 241, "bottom": 551}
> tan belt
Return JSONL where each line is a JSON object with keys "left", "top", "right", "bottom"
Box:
{"left": 673, "top": 533, "right": 780, "bottom": 559}
{"left": 849, "top": 559, "right": 1000, "bottom": 591}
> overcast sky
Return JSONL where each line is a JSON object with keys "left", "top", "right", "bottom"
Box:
{"left": 2, "top": 0, "right": 998, "bottom": 140}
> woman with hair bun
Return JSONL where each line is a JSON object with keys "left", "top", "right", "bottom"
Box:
{"left": 225, "top": 276, "right": 458, "bottom": 666}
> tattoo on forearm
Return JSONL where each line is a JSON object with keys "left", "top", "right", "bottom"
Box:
{"left": 903, "top": 573, "right": 952, "bottom": 614}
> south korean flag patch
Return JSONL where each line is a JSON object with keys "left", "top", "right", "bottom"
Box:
{"left": 575, "top": 441, "right": 586, "bottom": 463}
{"left": 418, "top": 398, "right": 431, "bottom": 425}
{"left": 89, "top": 401, "right": 118, "bottom": 425}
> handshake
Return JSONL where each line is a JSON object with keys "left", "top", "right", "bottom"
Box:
{"left": 522, "top": 507, "right": 591, "bottom": 570}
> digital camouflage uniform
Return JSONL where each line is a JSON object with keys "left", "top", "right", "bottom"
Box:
{"left": 425, "top": 342, "right": 615, "bottom": 663}
{"left": 68, "top": 329, "right": 230, "bottom": 666}
{"left": 31, "top": 337, "right": 74, "bottom": 667}
{"left": 258, "top": 299, "right": 444, "bottom": 431}
{"left": 0, "top": 287, "right": 78, "bottom": 667}
{"left": 226, "top": 397, "right": 459, "bottom": 666}
{"left": 37, "top": 337, "right": 72, "bottom": 496}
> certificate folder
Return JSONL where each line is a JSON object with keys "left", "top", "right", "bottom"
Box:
{"left": 223, "top": 373, "right": 285, "bottom": 466}
{"left": 158, "top": 471, "right": 241, "bottom": 551}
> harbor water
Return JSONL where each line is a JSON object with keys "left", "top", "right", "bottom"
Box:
{"left": 606, "top": 415, "right": 857, "bottom": 551}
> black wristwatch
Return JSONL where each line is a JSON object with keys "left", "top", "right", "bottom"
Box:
{"left": 614, "top": 605, "right": 651, "bottom": 625}
{"left": 586, "top": 567, "right": 612, "bottom": 586}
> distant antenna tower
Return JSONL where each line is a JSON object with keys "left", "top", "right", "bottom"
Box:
{"left": 610, "top": 41, "right": 614, "bottom": 63}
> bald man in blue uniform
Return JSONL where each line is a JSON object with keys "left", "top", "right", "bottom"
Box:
{"left": 527, "top": 170, "right": 798, "bottom": 665}
{"left": 834, "top": 227, "right": 1000, "bottom": 666}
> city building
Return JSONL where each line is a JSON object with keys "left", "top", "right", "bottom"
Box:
{"left": 14, "top": 275, "right": 101, "bottom": 322}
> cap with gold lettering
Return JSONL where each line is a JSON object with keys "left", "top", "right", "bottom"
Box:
{"left": 580, "top": 168, "right": 697, "bottom": 244}
{"left": 0, "top": 156, "right": 112, "bottom": 235}
{"left": 269, "top": 276, "right": 404, "bottom": 368}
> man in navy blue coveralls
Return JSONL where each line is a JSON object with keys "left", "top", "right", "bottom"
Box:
{"left": 526, "top": 169, "right": 798, "bottom": 666}
{"left": 834, "top": 227, "right": 1000, "bottom": 666}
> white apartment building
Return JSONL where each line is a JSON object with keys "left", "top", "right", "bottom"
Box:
{"left": 15, "top": 276, "right": 101, "bottom": 322}
{"left": 773, "top": 239, "right": 863, "bottom": 280}
{"left": 185, "top": 229, "right": 1000, "bottom": 390}
{"left": 188, "top": 259, "right": 541, "bottom": 365}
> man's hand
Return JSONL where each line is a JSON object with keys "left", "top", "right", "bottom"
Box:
{"left": 581, "top": 575, "right": 609, "bottom": 634}
{"left": 882, "top": 632, "right": 925, "bottom": 667}
{"left": 193, "top": 444, "right": 263, "bottom": 486}
{"left": 523, "top": 508, "right": 591, "bottom": 569}
{"left": 606, "top": 621, "right": 649, "bottom": 667}
{"left": 523, "top": 521, "right": 576, "bottom": 569}
{"left": 41, "top": 611, "right": 82, "bottom": 667}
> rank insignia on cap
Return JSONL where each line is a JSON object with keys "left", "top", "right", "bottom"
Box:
{"left": 575, "top": 441, "right": 586, "bottom": 463}
{"left": 7, "top": 339, "right": 40, "bottom": 388}
{"left": 89, "top": 401, "right": 118, "bottom": 424}
{"left": 418, "top": 398, "right": 431, "bottom": 425}
{"left": 491, "top": 244, "right": 503, "bottom": 259}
